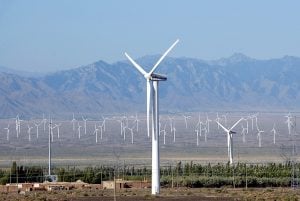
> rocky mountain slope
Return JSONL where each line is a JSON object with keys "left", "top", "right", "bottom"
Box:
{"left": 1, "top": 53, "right": 300, "bottom": 118}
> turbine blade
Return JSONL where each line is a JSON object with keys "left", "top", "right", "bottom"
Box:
{"left": 230, "top": 118, "right": 244, "bottom": 131}
{"left": 149, "top": 39, "right": 179, "bottom": 74}
{"left": 216, "top": 121, "right": 229, "bottom": 133}
{"left": 146, "top": 80, "right": 151, "bottom": 137}
{"left": 124, "top": 52, "right": 147, "bottom": 75}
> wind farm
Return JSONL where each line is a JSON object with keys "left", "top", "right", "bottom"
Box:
{"left": 0, "top": 112, "right": 299, "bottom": 166}
{"left": 1, "top": 1, "right": 300, "bottom": 200}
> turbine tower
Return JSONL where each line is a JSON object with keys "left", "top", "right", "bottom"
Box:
{"left": 48, "top": 118, "right": 52, "bottom": 176}
{"left": 125, "top": 39, "right": 179, "bottom": 195}
{"left": 216, "top": 118, "right": 243, "bottom": 165}
{"left": 271, "top": 123, "right": 277, "bottom": 144}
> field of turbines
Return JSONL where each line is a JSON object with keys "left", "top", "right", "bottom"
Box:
{"left": 0, "top": 112, "right": 299, "bottom": 169}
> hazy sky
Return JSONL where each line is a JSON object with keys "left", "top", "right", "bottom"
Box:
{"left": 0, "top": 0, "right": 299, "bottom": 72}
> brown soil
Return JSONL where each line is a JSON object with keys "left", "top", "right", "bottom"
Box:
{"left": 1, "top": 187, "right": 300, "bottom": 201}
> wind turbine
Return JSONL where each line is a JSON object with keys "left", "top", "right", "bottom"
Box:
{"left": 42, "top": 114, "right": 47, "bottom": 132}
{"left": 93, "top": 124, "right": 99, "bottom": 143}
{"left": 71, "top": 113, "right": 76, "bottom": 131}
{"left": 195, "top": 129, "right": 199, "bottom": 146}
{"left": 99, "top": 124, "right": 104, "bottom": 140}
{"left": 216, "top": 118, "right": 243, "bottom": 165}
{"left": 34, "top": 122, "right": 41, "bottom": 139}
{"left": 168, "top": 116, "right": 174, "bottom": 133}
{"left": 4, "top": 124, "right": 10, "bottom": 141}
{"left": 125, "top": 39, "right": 179, "bottom": 195}
{"left": 173, "top": 126, "right": 176, "bottom": 143}
{"left": 285, "top": 113, "right": 293, "bottom": 135}
{"left": 245, "top": 117, "right": 249, "bottom": 134}
{"left": 183, "top": 115, "right": 191, "bottom": 129}
{"left": 123, "top": 124, "right": 127, "bottom": 141}
{"left": 53, "top": 123, "right": 61, "bottom": 139}
{"left": 241, "top": 125, "right": 247, "bottom": 143}
{"left": 77, "top": 122, "right": 82, "bottom": 139}
{"left": 134, "top": 113, "right": 140, "bottom": 132}
{"left": 206, "top": 114, "right": 212, "bottom": 133}
{"left": 160, "top": 124, "right": 167, "bottom": 145}
{"left": 215, "top": 113, "right": 221, "bottom": 129}
{"left": 48, "top": 119, "right": 54, "bottom": 142}
{"left": 117, "top": 118, "right": 123, "bottom": 136}
{"left": 15, "top": 115, "right": 19, "bottom": 138}
{"left": 203, "top": 126, "right": 208, "bottom": 142}
{"left": 15, "top": 115, "right": 22, "bottom": 138}
{"left": 101, "top": 116, "right": 107, "bottom": 132}
{"left": 257, "top": 129, "right": 264, "bottom": 147}
{"left": 18, "top": 119, "right": 22, "bottom": 136}
{"left": 270, "top": 123, "right": 276, "bottom": 145}
{"left": 27, "top": 124, "right": 33, "bottom": 142}
{"left": 48, "top": 118, "right": 52, "bottom": 177}
{"left": 82, "top": 116, "right": 88, "bottom": 135}
{"left": 127, "top": 126, "right": 134, "bottom": 144}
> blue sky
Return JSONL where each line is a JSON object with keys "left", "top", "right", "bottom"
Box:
{"left": 0, "top": 0, "right": 299, "bottom": 72}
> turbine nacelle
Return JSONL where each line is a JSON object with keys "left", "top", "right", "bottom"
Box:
{"left": 151, "top": 73, "right": 167, "bottom": 81}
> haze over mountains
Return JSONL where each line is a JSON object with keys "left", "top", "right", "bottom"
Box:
{"left": 1, "top": 53, "right": 300, "bottom": 118}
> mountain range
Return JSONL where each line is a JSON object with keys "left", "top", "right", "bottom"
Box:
{"left": 1, "top": 53, "right": 300, "bottom": 118}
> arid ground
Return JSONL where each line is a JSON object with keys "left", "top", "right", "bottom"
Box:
{"left": 1, "top": 187, "right": 300, "bottom": 201}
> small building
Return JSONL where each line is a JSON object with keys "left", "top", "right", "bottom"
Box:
{"left": 103, "top": 179, "right": 150, "bottom": 189}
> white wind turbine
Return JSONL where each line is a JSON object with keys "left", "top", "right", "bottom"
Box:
{"left": 15, "top": 115, "right": 19, "bottom": 138}
{"left": 99, "top": 124, "right": 104, "bottom": 140}
{"left": 270, "top": 123, "right": 277, "bottom": 145}
{"left": 199, "top": 122, "right": 203, "bottom": 137}
{"left": 173, "top": 125, "right": 176, "bottom": 143}
{"left": 4, "top": 124, "right": 10, "bottom": 141}
{"left": 117, "top": 119, "right": 124, "bottom": 136}
{"left": 257, "top": 129, "right": 264, "bottom": 147}
{"left": 53, "top": 123, "right": 61, "bottom": 139}
{"left": 18, "top": 118, "right": 22, "bottom": 136}
{"left": 15, "top": 115, "right": 22, "bottom": 138}
{"left": 203, "top": 126, "right": 208, "bottom": 142}
{"left": 195, "top": 129, "right": 199, "bottom": 146}
{"left": 48, "top": 118, "right": 52, "bottom": 176}
{"left": 168, "top": 116, "right": 174, "bottom": 133}
{"left": 123, "top": 124, "right": 127, "bottom": 141}
{"left": 42, "top": 114, "right": 47, "bottom": 132}
{"left": 245, "top": 117, "right": 249, "bottom": 134}
{"left": 127, "top": 126, "right": 134, "bottom": 144}
{"left": 48, "top": 119, "right": 54, "bottom": 142}
{"left": 82, "top": 116, "right": 88, "bottom": 135}
{"left": 160, "top": 124, "right": 167, "bottom": 145}
{"left": 215, "top": 113, "right": 221, "bottom": 129}
{"left": 71, "top": 113, "right": 76, "bottom": 131}
{"left": 34, "top": 122, "right": 41, "bottom": 139}
{"left": 241, "top": 125, "right": 247, "bottom": 143}
{"left": 285, "top": 113, "right": 293, "bottom": 135}
{"left": 102, "top": 116, "right": 108, "bottom": 132}
{"left": 249, "top": 114, "right": 255, "bottom": 131}
{"left": 125, "top": 39, "right": 179, "bottom": 195}
{"left": 183, "top": 115, "right": 191, "bottom": 129}
{"left": 134, "top": 113, "right": 140, "bottom": 132}
{"left": 206, "top": 114, "right": 212, "bottom": 133}
{"left": 77, "top": 123, "right": 82, "bottom": 139}
{"left": 216, "top": 118, "right": 243, "bottom": 165}
{"left": 93, "top": 124, "right": 99, "bottom": 143}
{"left": 27, "top": 124, "right": 33, "bottom": 142}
